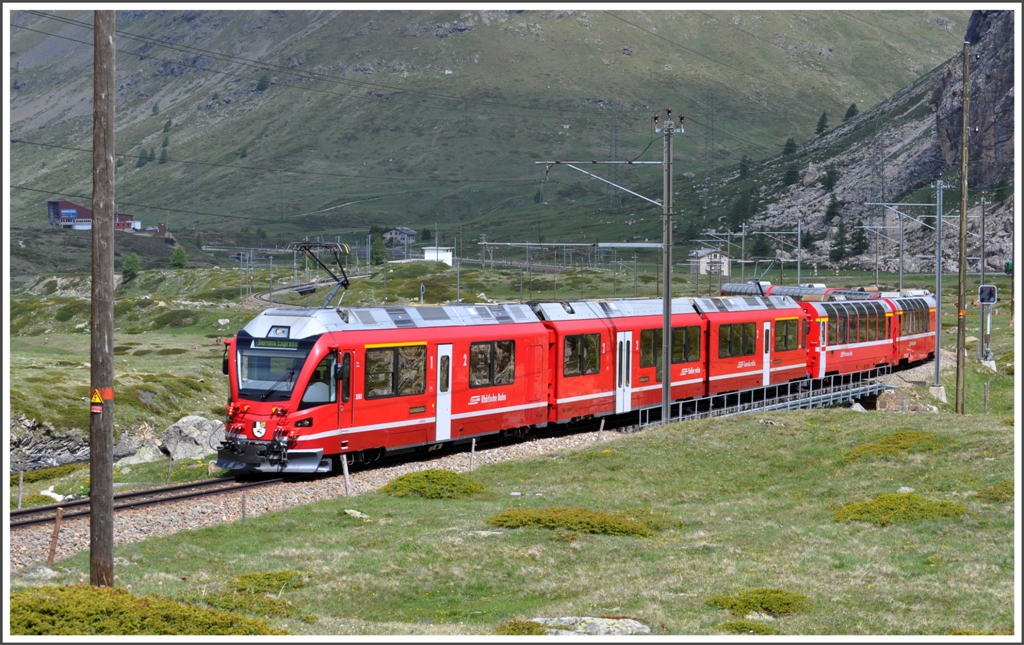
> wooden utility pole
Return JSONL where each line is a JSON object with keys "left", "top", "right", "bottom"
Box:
{"left": 659, "top": 111, "right": 677, "bottom": 424}
{"left": 90, "top": 10, "right": 116, "bottom": 587}
{"left": 955, "top": 41, "right": 970, "bottom": 414}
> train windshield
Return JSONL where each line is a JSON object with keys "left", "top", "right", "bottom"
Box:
{"left": 236, "top": 345, "right": 312, "bottom": 402}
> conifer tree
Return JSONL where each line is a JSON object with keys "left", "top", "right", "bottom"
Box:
{"left": 815, "top": 111, "right": 829, "bottom": 135}
{"left": 170, "top": 245, "right": 188, "bottom": 268}
{"left": 843, "top": 103, "right": 859, "bottom": 121}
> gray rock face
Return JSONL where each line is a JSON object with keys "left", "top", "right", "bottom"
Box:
{"left": 160, "top": 416, "right": 225, "bottom": 461}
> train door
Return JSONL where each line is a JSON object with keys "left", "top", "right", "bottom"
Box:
{"left": 615, "top": 331, "right": 632, "bottom": 413}
{"left": 817, "top": 319, "right": 827, "bottom": 378}
{"left": 338, "top": 351, "right": 353, "bottom": 428}
{"left": 762, "top": 321, "right": 771, "bottom": 385}
{"left": 436, "top": 344, "right": 452, "bottom": 441}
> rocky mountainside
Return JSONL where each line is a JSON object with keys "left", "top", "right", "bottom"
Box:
{"left": 745, "top": 9, "right": 1014, "bottom": 275}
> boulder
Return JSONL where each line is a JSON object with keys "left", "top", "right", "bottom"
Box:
{"left": 161, "top": 416, "right": 225, "bottom": 461}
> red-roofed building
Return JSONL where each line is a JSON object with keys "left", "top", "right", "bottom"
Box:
{"left": 47, "top": 200, "right": 140, "bottom": 231}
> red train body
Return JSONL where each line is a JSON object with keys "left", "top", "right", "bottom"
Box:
{"left": 217, "top": 290, "right": 936, "bottom": 474}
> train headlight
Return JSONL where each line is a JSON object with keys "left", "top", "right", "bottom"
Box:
{"left": 294, "top": 418, "right": 312, "bottom": 427}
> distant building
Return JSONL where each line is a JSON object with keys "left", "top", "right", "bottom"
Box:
{"left": 47, "top": 199, "right": 140, "bottom": 231}
{"left": 688, "top": 248, "right": 730, "bottom": 276}
{"left": 382, "top": 226, "right": 417, "bottom": 247}
{"left": 423, "top": 246, "right": 453, "bottom": 266}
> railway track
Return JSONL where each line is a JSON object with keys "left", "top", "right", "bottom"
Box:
{"left": 9, "top": 476, "right": 286, "bottom": 530}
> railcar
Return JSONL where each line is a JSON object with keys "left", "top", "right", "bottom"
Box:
{"left": 885, "top": 294, "right": 937, "bottom": 365}
{"left": 218, "top": 303, "right": 548, "bottom": 473}
{"left": 692, "top": 296, "right": 808, "bottom": 394}
{"left": 798, "top": 299, "right": 895, "bottom": 378}
{"left": 530, "top": 299, "right": 707, "bottom": 418}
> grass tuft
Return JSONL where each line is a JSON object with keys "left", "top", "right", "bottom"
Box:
{"left": 9, "top": 585, "right": 287, "bottom": 635}
{"left": 232, "top": 570, "right": 306, "bottom": 594}
{"left": 975, "top": 480, "right": 1013, "bottom": 503}
{"left": 379, "top": 469, "right": 484, "bottom": 499}
{"left": 486, "top": 506, "right": 654, "bottom": 537}
{"left": 495, "top": 619, "right": 550, "bottom": 635}
{"left": 706, "top": 588, "right": 812, "bottom": 617}
{"left": 180, "top": 590, "right": 317, "bottom": 624}
{"left": 844, "top": 430, "right": 946, "bottom": 464}
{"left": 719, "top": 619, "right": 781, "bottom": 635}
{"left": 10, "top": 463, "right": 88, "bottom": 486}
{"left": 834, "top": 493, "right": 967, "bottom": 526}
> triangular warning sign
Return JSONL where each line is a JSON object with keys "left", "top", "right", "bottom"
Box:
{"left": 91, "top": 389, "right": 104, "bottom": 404}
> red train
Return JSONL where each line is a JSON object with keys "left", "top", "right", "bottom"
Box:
{"left": 217, "top": 290, "right": 937, "bottom": 473}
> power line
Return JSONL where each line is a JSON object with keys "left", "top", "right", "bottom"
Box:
{"left": 9, "top": 138, "right": 536, "bottom": 184}
{"left": 10, "top": 184, "right": 436, "bottom": 225}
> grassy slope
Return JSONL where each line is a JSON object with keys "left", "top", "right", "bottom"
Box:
{"left": 10, "top": 409, "right": 1014, "bottom": 636}
{"left": 8, "top": 10, "right": 972, "bottom": 275}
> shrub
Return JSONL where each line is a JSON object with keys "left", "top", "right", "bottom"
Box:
{"left": 170, "top": 246, "right": 188, "bottom": 268}
{"left": 706, "top": 588, "right": 812, "bottom": 617}
{"left": 379, "top": 469, "right": 483, "bottom": 499}
{"left": 54, "top": 301, "right": 90, "bottom": 322}
{"left": 121, "top": 252, "right": 141, "bottom": 282}
{"left": 720, "top": 620, "right": 781, "bottom": 635}
{"left": 975, "top": 480, "right": 1013, "bottom": 503}
{"left": 834, "top": 493, "right": 967, "bottom": 526}
{"left": 232, "top": 570, "right": 306, "bottom": 594}
{"left": 495, "top": 620, "right": 549, "bottom": 635}
{"left": 10, "top": 463, "right": 89, "bottom": 486}
{"left": 9, "top": 585, "right": 286, "bottom": 635}
{"left": 152, "top": 310, "right": 196, "bottom": 328}
{"left": 486, "top": 507, "right": 654, "bottom": 537}
{"left": 844, "top": 430, "right": 946, "bottom": 464}
{"left": 156, "top": 348, "right": 189, "bottom": 355}
{"left": 14, "top": 494, "right": 58, "bottom": 508}
{"left": 185, "top": 590, "right": 316, "bottom": 624}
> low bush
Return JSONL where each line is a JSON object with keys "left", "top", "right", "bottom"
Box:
{"left": 379, "top": 469, "right": 483, "bottom": 499}
{"left": 9, "top": 585, "right": 286, "bottom": 635}
{"left": 182, "top": 590, "right": 316, "bottom": 624}
{"left": 844, "top": 430, "right": 946, "bottom": 464}
{"left": 495, "top": 619, "right": 549, "bottom": 635}
{"left": 486, "top": 507, "right": 654, "bottom": 537}
{"left": 232, "top": 570, "right": 306, "bottom": 594}
{"left": 834, "top": 493, "right": 967, "bottom": 526}
{"left": 720, "top": 619, "right": 781, "bottom": 635}
{"left": 10, "top": 463, "right": 88, "bottom": 486}
{"left": 152, "top": 310, "right": 197, "bottom": 328}
{"left": 155, "top": 348, "right": 188, "bottom": 355}
{"left": 706, "top": 588, "right": 812, "bottom": 617}
{"left": 974, "top": 480, "right": 1013, "bottom": 503}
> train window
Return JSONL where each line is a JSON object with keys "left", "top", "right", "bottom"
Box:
{"left": 718, "top": 322, "right": 756, "bottom": 358}
{"left": 365, "top": 349, "right": 395, "bottom": 398}
{"left": 828, "top": 313, "right": 838, "bottom": 346}
{"left": 470, "top": 340, "right": 516, "bottom": 388}
{"left": 775, "top": 319, "right": 800, "bottom": 352}
{"left": 640, "top": 329, "right": 657, "bottom": 368}
{"left": 299, "top": 354, "right": 337, "bottom": 410}
{"left": 838, "top": 312, "right": 848, "bottom": 345}
{"left": 494, "top": 340, "right": 516, "bottom": 385}
{"left": 469, "top": 343, "right": 491, "bottom": 387}
{"left": 365, "top": 345, "right": 426, "bottom": 399}
{"left": 681, "top": 326, "right": 700, "bottom": 363}
{"left": 439, "top": 355, "right": 449, "bottom": 393}
{"left": 564, "top": 334, "right": 601, "bottom": 377}
{"left": 340, "top": 353, "right": 351, "bottom": 403}
{"left": 396, "top": 346, "right": 426, "bottom": 396}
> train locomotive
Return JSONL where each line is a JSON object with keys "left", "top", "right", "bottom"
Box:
{"left": 216, "top": 289, "right": 936, "bottom": 474}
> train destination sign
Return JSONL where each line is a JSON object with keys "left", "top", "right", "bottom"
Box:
{"left": 253, "top": 339, "right": 300, "bottom": 349}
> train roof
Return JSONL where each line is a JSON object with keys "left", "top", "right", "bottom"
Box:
{"left": 241, "top": 303, "right": 541, "bottom": 340}
{"left": 691, "top": 295, "right": 800, "bottom": 313}
{"left": 530, "top": 298, "right": 698, "bottom": 321}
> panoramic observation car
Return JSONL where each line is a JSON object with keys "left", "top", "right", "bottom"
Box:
{"left": 720, "top": 281, "right": 886, "bottom": 300}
